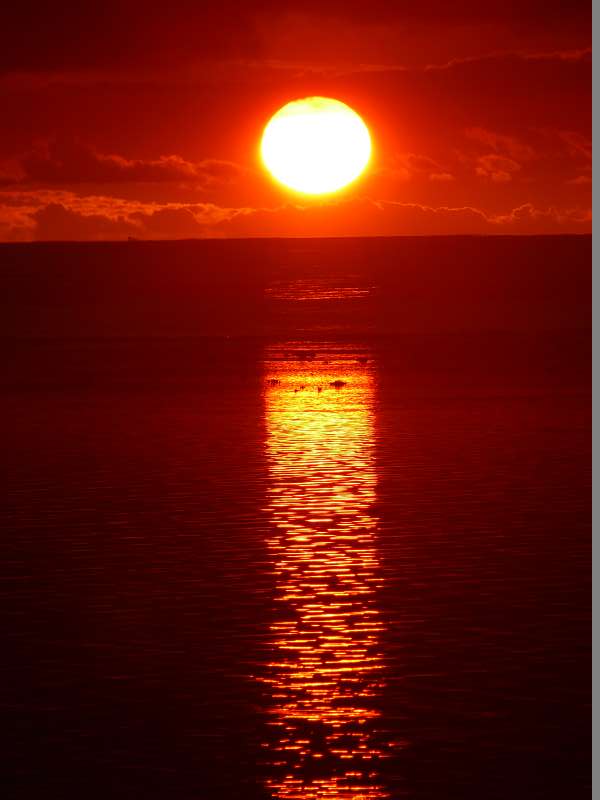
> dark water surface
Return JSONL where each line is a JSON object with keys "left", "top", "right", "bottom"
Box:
{"left": 0, "top": 238, "right": 590, "bottom": 798}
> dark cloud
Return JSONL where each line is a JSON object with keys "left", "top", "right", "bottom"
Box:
{"left": 130, "top": 207, "right": 204, "bottom": 238}
{"left": 0, "top": 189, "right": 248, "bottom": 240}
{"left": 219, "top": 197, "right": 592, "bottom": 237}
{"left": 32, "top": 203, "right": 140, "bottom": 241}
{"left": 0, "top": 190, "right": 589, "bottom": 241}
{"left": 9, "top": 141, "right": 244, "bottom": 187}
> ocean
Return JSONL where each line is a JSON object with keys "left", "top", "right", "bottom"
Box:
{"left": 0, "top": 236, "right": 591, "bottom": 799}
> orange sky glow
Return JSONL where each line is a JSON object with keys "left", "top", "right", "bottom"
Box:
{"left": 0, "top": 1, "right": 591, "bottom": 240}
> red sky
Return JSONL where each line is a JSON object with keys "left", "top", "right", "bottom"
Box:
{"left": 0, "top": 1, "right": 591, "bottom": 240}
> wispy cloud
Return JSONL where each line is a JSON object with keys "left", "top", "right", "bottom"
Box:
{"left": 1, "top": 141, "right": 245, "bottom": 188}
{"left": 421, "top": 47, "right": 591, "bottom": 73}
{"left": 378, "top": 152, "right": 455, "bottom": 183}
{"left": 475, "top": 154, "right": 521, "bottom": 183}
{"left": 0, "top": 46, "right": 590, "bottom": 89}
{"left": 557, "top": 130, "right": 592, "bottom": 161}
{"left": 465, "top": 128, "right": 535, "bottom": 161}
{"left": 236, "top": 46, "right": 592, "bottom": 77}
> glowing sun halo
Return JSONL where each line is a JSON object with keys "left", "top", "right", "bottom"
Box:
{"left": 261, "top": 97, "right": 372, "bottom": 195}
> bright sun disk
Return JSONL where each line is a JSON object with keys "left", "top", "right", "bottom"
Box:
{"left": 261, "top": 97, "right": 372, "bottom": 195}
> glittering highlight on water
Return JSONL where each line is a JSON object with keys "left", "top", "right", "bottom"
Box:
{"left": 261, "top": 343, "right": 394, "bottom": 799}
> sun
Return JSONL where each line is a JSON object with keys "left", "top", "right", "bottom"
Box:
{"left": 261, "top": 97, "right": 372, "bottom": 195}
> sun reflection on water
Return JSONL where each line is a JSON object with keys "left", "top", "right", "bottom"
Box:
{"left": 262, "top": 343, "right": 390, "bottom": 799}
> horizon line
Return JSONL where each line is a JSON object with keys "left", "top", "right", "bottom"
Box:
{"left": 0, "top": 232, "right": 592, "bottom": 246}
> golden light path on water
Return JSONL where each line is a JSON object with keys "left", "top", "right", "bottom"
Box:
{"left": 261, "top": 343, "right": 391, "bottom": 800}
